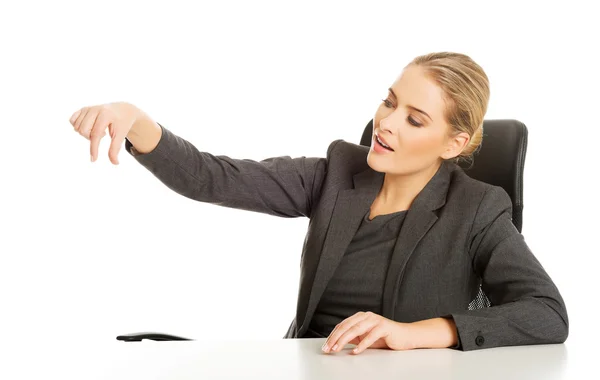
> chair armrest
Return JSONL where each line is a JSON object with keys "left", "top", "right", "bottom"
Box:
{"left": 116, "top": 332, "right": 194, "bottom": 342}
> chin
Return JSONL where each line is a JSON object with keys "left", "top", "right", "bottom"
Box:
{"left": 366, "top": 152, "right": 389, "bottom": 173}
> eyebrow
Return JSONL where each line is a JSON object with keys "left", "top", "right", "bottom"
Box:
{"left": 388, "top": 88, "right": 432, "bottom": 122}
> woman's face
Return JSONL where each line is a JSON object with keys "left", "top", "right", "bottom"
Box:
{"left": 367, "top": 64, "right": 468, "bottom": 175}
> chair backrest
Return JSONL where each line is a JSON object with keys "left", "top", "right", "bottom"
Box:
{"left": 360, "top": 119, "right": 528, "bottom": 233}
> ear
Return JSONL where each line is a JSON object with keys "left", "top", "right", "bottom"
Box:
{"left": 441, "top": 131, "right": 470, "bottom": 160}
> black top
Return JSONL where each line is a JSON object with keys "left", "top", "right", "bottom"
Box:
{"left": 306, "top": 208, "right": 408, "bottom": 338}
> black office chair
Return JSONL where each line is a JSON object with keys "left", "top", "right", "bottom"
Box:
{"left": 362, "top": 118, "right": 528, "bottom": 310}
{"left": 117, "top": 118, "right": 528, "bottom": 341}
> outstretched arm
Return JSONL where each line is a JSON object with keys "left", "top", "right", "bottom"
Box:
{"left": 125, "top": 120, "right": 336, "bottom": 219}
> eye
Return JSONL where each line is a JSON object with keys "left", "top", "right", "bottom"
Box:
{"left": 408, "top": 116, "right": 423, "bottom": 127}
{"left": 381, "top": 98, "right": 423, "bottom": 127}
{"left": 381, "top": 98, "right": 394, "bottom": 108}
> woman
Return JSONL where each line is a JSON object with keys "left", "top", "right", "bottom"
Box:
{"left": 69, "top": 52, "right": 568, "bottom": 354}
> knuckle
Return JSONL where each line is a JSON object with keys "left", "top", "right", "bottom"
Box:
{"left": 372, "top": 326, "right": 386, "bottom": 336}
{"left": 100, "top": 104, "right": 115, "bottom": 116}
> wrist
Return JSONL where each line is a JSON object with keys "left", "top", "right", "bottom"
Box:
{"left": 127, "top": 108, "right": 150, "bottom": 138}
{"left": 126, "top": 111, "right": 162, "bottom": 154}
{"left": 409, "top": 317, "right": 458, "bottom": 349}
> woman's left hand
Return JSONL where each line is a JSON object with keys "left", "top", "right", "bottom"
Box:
{"left": 321, "top": 311, "right": 415, "bottom": 354}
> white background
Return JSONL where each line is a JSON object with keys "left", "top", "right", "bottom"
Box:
{"left": 1, "top": 0, "right": 598, "bottom": 378}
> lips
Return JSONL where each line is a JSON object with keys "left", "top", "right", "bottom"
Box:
{"left": 375, "top": 133, "right": 394, "bottom": 151}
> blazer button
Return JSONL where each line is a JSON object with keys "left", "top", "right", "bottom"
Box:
{"left": 475, "top": 335, "right": 485, "bottom": 346}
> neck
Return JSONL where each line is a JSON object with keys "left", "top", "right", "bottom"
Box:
{"left": 378, "top": 161, "right": 443, "bottom": 210}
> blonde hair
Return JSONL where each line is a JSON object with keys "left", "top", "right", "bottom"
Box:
{"left": 408, "top": 52, "right": 490, "bottom": 166}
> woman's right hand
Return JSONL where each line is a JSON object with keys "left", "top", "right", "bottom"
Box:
{"left": 69, "top": 101, "right": 142, "bottom": 165}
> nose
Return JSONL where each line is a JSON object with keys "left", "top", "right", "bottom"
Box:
{"left": 379, "top": 116, "right": 394, "bottom": 135}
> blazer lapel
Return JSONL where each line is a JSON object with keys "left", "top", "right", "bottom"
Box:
{"left": 381, "top": 161, "right": 453, "bottom": 320}
{"left": 298, "top": 167, "right": 384, "bottom": 333}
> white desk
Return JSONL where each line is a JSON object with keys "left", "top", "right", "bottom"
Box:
{"left": 102, "top": 338, "right": 579, "bottom": 379}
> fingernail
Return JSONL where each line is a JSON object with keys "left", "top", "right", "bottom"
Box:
{"left": 321, "top": 344, "right": 329, "bottom": 352}
{"left": 332, "top": 344, "right": 338, "bottom": 351}
{"left": 90, "top": 155, "right": 93, "bottom": 162}
{"left": 353, "top": 347, "right": 359, "bottom": 354}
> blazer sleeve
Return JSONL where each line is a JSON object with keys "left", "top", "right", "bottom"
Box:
{"left": 124, "top": 122, "right": 334, "bottom": 219}
{"left": 450, "top": 186, "right": 569, "bottom": 351}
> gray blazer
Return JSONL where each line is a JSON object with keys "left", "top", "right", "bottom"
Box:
{"left": 125, "top": 123, "right": 568, "bottom": 351}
